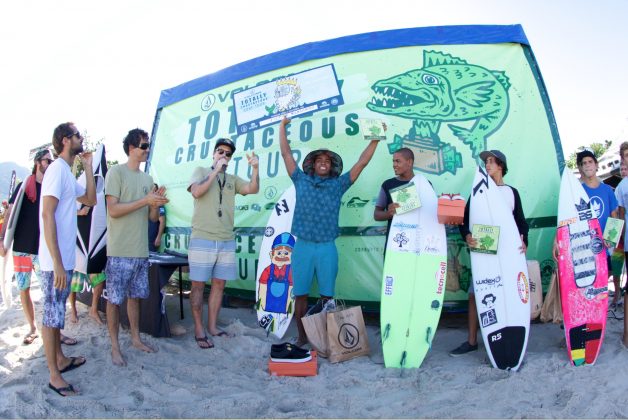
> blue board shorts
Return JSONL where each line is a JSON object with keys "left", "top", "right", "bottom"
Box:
{"left": 188, "top": 238, "right": 237, "bottom": 282}
{"left": 291, "top": 239, "right": 338, "bottom": 297}
{"left": 40, "top": 270, "right": 72, "bottom": 329}
{"left": 105, "top": 257, "right": 149, "bottom": 305}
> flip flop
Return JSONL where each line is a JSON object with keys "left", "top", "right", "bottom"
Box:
{"left": 195, "top": 336, "right": 214, "bottom": 349}
{"left": 22, "top": 332, "right": 39, "bottom": 345}
{"left": 60, "top": 335, "right": 78, "bottom": 346}
{"left": 59, "top": 356, "right": 86, "bottom": 373}
{"left": 48, "top": 382, "right": 78, "bottom": 397}
{"left": 211, "top": 331, "right": 232, "bottom": 338}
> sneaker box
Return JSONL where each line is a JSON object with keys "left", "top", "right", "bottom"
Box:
{"left": 437, "top": 195, "right": 465, "bottom": 225}
{"left": 268, "top": 351, "right": 318, "bottom": 377}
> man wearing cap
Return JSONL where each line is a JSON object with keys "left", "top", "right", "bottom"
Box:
{"left": 105, "top": 128, "right": 169, "bottom": 366}
{"left": 279, "top": 117, "right": 382, "bottom": 346}
{"left": 187, "top": 138, "right": 259, "bottom": 349}
{"left": 450, "top": 149, "right": 528, "bottom": 357}
{"left": 0, "top": 149, "right": 54, "bottom": 346}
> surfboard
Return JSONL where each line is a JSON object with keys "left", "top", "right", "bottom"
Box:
{"left": 556, "top": 169, "right": 607, "bottom": 366}
{"left": 380, "top": 174, "right": 447, "bottom": 369}
{"left": 468, "top": 166, "right": 530, "bottom": 371}
{"left": 3, "top": 182, "right": 25, "bottom": 250}
{"left": 1, "top": 181, "right": 24, "bottom": 308}
{"left": 255, "top": 186, "right": 297, "bottom": 338}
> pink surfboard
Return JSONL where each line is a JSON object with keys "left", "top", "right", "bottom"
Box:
{"left": 556, "top": 169, "right": 608, "bottom": 366}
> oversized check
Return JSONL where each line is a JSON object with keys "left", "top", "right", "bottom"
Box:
{"left": 232, "top": 64, "right": 344, "bottom": 134}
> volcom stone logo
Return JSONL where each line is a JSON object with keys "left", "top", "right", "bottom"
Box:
{"left": 367, "top": 50, "right": 510, "bottom": 175}
{"left": 338, "top": 323, "right": 359, "bottom": 349}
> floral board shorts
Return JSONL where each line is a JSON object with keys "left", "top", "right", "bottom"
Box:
{"left": 105, "top": 257, "right": 149, "bottom": 305}
{"left": 40, "top": 270, "right": 72, "bottom": 329}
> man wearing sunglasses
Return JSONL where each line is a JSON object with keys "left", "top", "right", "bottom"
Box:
{"left": 279, "top": 116, "right": 382, "bottom": 347}
{"left": 187, "top": 138, "right": 259, "bottom": 349}
{"left": 39, "top": 123, "right": 96, "bottom": 396}
{"left": 105, "top": 128, "right": 169, "bottom": 366}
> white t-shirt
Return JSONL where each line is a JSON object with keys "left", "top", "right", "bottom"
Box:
{"left": 615, "top": 177, "right": 628, "bottom": 243}
{"left": 498, "top": 185, "right": 515, "bottom": 212}
{"left": 38, "top": 158, "right": 86, "bottom": 271}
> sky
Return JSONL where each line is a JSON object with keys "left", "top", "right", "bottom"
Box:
{"left": 1, "top": 0, "right": 627, "bottom": 170}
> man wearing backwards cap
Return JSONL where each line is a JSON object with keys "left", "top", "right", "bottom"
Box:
{"left": 187, "top": 138, "right": 259, "bottom": 349}
{"left": 451, "top": 149, "right": 529, "bottom": 357}
{"left": 279, "top": 117, "right": 382, "bottom": 346}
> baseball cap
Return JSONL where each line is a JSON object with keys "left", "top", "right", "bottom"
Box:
{"left": 479, "top": 149, "right": 508, "bottom": 175}
{"left": 214, "top": 138, "right": 236, "bottom": 154}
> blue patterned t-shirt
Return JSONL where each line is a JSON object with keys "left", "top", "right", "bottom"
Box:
{"left": 291, "top": 168, "right": 352, "bottom": 242}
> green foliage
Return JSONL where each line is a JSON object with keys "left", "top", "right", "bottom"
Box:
{"left": 565, "top": 140, "right": 612, "bottom": 169}
{"left": 72, "top": 133, "right": 117, "bottom": 178}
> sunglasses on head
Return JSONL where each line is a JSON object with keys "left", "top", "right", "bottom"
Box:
{"left": 216, "top": 148, "right": 233, "bottom": 157}
{"left": 139, "top": 143, "right": 150, "bottom": 150}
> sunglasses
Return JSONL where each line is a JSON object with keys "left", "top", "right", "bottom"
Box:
{"left": 216, "top": 148, "right": 233, "bottom": 157}
{"left": 39, "top": 158, "right": 53, "bottom": 164}
{"left": 67, "top": 131, "right": 83, "bottom": 140}
{"left": 139, "top": 143, "right": 150, "bottom": 150}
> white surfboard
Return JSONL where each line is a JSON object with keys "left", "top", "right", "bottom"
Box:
{"left": 3, "top": 182, "right": 25, "bottom": 250}
{"left": 255, "top": 186, "right": 297, "bottom": 338}
{"left": 469, "top": 166, "right": 530, "bottom": 371}
{"left": 1, "top": 181, "right": 24, "bottom": 308}
{"left": 380, "top": 174, "right": 447, "bottom": 368}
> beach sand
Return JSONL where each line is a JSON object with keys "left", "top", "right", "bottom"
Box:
{"left": 0, "top": 274, "right": 627, "bottom": 419}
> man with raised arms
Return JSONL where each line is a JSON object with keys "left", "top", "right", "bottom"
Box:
{"left": 279, "top": 116, "right": 382, "bottom": 346}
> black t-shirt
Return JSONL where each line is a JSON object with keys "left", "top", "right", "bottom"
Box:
{"left": 9, "top": 181, "right": 41, "bottom": 255}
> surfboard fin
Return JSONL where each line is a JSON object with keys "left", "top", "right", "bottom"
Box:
{"left": 254, "top": 298, "right": 261, "bottom": 310}
{"left": 425, "top": 327, "right": 432, "bottom": 349}
{"left": 400, "top": 351, "right": 407, "bottom": 369}
{"left": 287, "top": 300, "right": 293, "bottom": 314}
{"left": 382, "top": 323, "right": 391, "bottom": 342}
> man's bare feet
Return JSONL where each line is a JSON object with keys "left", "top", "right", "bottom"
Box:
{"left": 69, "top": 310, "right": 79, "bottom": 324}
{"left": 132, "top": 340, "right": 157, "bottom": 353}
{"left": 88, "top": 310, "right": 104, "bottom": 325}
{"left": 111, "top": 349, "right": 127, "bottom": 367}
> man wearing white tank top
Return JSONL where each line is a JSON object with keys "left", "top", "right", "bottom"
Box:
{"left": 450, "top": 150, "right": 528, "bottom": 356}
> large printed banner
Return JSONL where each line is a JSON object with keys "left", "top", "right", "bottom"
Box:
{"left": 149, "top": 25, "right": 563, "bottom": 305}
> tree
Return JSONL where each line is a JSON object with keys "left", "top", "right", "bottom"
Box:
{"left": 71, "top": 131, "right": 118, "bottom": 178}
{"left": 565, "top": 140, "right": 613, "bottom": 169}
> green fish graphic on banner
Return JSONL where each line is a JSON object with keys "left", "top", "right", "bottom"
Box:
{"left": 367, "top": 50, "right": 510, "bottom": 175}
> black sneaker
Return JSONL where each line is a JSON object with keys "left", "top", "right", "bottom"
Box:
{"left": 271, "top": 342, "right": 309, "bottom": 355}
{"left": 449, "top": 341, "right": 478, "bottom": 357}
{"left": 271, "top": 344, "right": 312, "bottom": 363}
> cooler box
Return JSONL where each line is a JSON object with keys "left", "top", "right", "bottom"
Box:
{"left": 437, "top": 194, "right": 465, "bottom": 225}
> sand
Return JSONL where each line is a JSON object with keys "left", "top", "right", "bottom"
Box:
{"left": 0, "top": 273, "right": 627, "bottom": 419}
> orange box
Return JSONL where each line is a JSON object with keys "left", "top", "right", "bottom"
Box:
{"left": 437, "top": 197, "right": 465, "bottom": 225}
{"left": 268, "top": 350, "right": 318, "bottom": 377}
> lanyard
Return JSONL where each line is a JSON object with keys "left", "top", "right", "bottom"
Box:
{"left": 217, "top": 172, "right": 225, "bottom": 217}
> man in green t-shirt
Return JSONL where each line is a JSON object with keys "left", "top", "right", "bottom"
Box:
{"left": 104, "top": 128, "right": 169, "bottom": 366}
{"left": 187, "top": 138, "right": 259, "bottom": 349}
